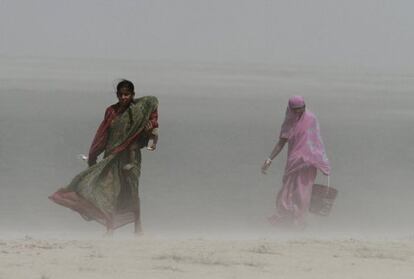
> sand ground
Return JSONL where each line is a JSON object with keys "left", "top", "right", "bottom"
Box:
{"left": 1, "top": 235, "right": 414, "bottom": 279}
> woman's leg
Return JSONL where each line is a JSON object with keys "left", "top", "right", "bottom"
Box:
{"left": 123, "top": 148, "right": 143, "bottom": 235}
{"left": 134, "top": 196, "right": 142, "bottom": 235}
{"left": 274, "top": 166, "right": 317, "bottom": 227}
{"left": 292, "top": 166, "right": 317, "bottom": 226}
{"left": 105, "top": 214, "right": 114, "bottom": 235}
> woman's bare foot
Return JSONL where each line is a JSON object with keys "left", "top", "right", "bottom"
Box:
{"left": 134, "top": 222, "right": 143, "bottom": 236}
{"left": 105, "top": 218, "right": 114, "bottom": 237}
{"left": 134, "top": 230, "right": 143, "bottom": 237}
{"left": 104, "top": 229, "right": 114, "bottom": 237}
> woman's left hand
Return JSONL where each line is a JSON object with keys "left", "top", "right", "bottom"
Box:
{"left": 147, "top": 144, "right": 157, "bottom": 151}
{"left": 145, "top": 121, "right": 153, "bottom": 131}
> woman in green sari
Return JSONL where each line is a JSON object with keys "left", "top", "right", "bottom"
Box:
{"left": 49, "top": 80, "right": 159, "bottom": 235}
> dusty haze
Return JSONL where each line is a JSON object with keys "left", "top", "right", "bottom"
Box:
{"left": 0, "top": 57, "right": 413, "bottom": 238}
{"left": 0, "top": 1, "right": 413, "bottom": 239}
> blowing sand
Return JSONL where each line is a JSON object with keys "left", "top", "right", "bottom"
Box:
{"left": 1, "top": 235, "right": 414, "bottom": 279}
{"left": 1, "top": 58, "right": 414, "bottom": 278}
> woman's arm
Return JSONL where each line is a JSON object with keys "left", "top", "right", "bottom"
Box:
{"left": 88, "top": 107, "right": 114, "bottom": 166}
{"left": 261, "top": 138, "right": 287, "bottom": 174}
{"left": 144, "top": 108, "right": 159, "bottom": 151}
{"left": 145, "top": 108, "right": 158, "bottom": 130}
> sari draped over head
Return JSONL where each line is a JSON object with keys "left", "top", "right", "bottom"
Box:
{"left": 280, "top": 96, "right": 330, "bottom": 176}
{"left": 49, "top": 96, "right": 158, "bottom": 229}
{"left": 269, "top": 96, "right": 330, "bottom": 227}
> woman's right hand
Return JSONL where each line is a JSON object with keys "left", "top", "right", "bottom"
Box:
{"left": 261, "top": 159, "right": 272, "bottom": 174}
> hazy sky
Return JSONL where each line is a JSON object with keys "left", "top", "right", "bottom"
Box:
{"left": 1, "top": 0, "right": 414, "bottom": 70}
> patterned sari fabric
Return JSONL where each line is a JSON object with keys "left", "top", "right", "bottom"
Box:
{"left": 49, "top": 96, "right": 158, "bottom": 229}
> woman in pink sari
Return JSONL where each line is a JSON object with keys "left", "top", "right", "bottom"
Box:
{"left": 261, "top": 96, "right": 330, "bottom": 229}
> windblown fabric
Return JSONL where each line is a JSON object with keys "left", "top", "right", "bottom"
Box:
{"left": 271, "top": 96, "right": 330, "bottom": 227}
{"left": 280, "top": 98, "right": 330, "bottom": 176}
{"left": 49, "top": 96, "right": 158, "bottom": 229}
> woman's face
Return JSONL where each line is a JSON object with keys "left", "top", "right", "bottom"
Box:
{"left": 117, "top": 87, "right": 134, "bottom": 108}
{"left": 291, "top": 106, "right": 305, "bottom": 116}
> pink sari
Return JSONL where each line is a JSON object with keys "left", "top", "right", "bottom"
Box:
{"left": 270, "top": 96, "right": 330, "bottom": 228}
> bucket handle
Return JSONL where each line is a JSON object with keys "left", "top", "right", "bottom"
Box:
{"left": 324, "top": 174, "right": 331, "bottom": 194}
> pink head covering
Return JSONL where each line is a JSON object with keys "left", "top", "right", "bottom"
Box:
{"left": 279, "top": 96, "right": 331, "bottom": 175}
{"left": 280, "top": 96, "right": 306, "bottom": 139}
{"left": 288, "top": 95, "right": 305, "bottom": 109}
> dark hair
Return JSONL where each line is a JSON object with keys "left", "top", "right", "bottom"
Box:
{"left": 116, "top": 79, "right": 134, "bottom": 94}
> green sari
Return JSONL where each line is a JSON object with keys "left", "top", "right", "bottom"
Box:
{"left": 50, "top": 96, "right": 158, "bottom": 228}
